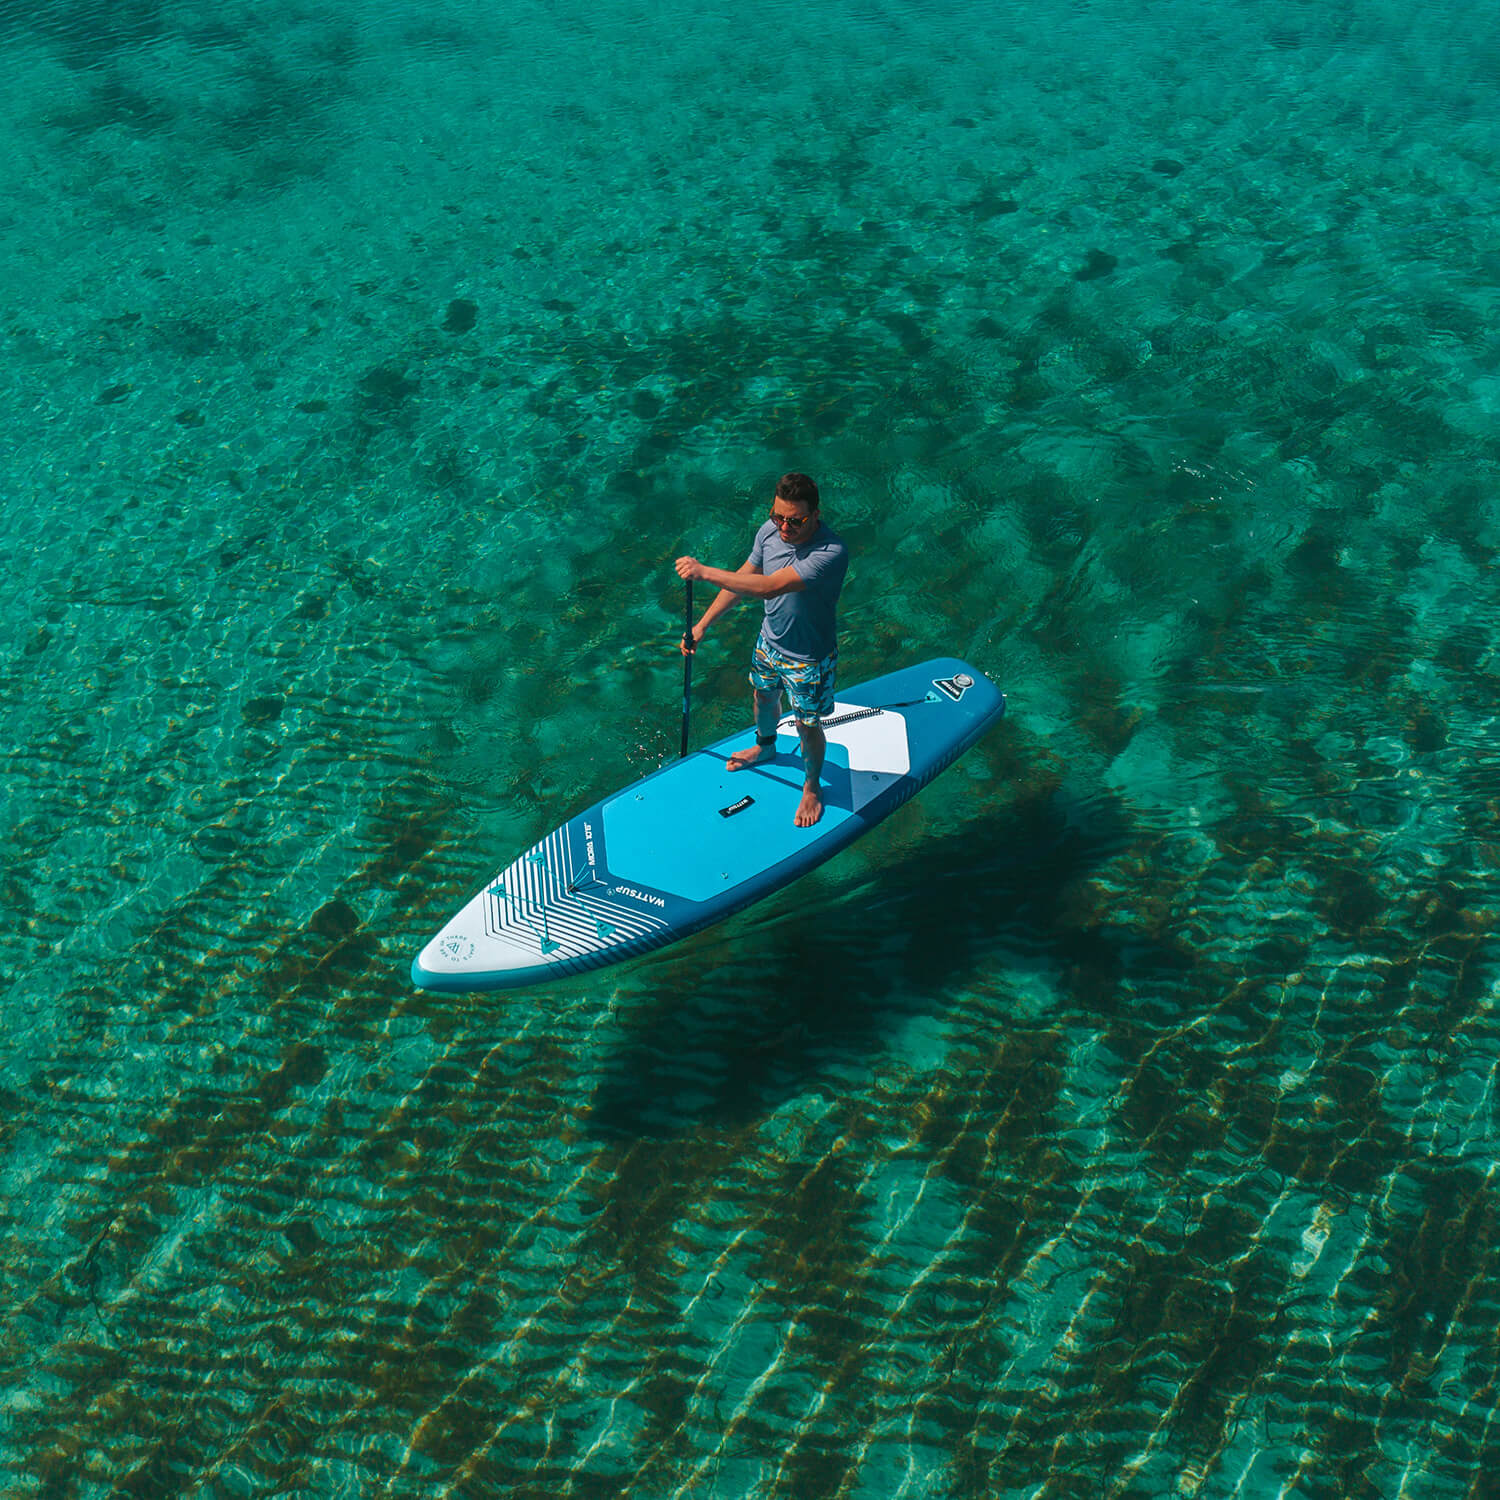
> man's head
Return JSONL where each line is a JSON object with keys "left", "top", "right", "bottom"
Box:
{"left": 770, "top": 472, "right": 820, "bottom": 539}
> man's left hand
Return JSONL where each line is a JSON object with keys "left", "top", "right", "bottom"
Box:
{"left": 675, "top": 556, "right": 705, "bottom": 581}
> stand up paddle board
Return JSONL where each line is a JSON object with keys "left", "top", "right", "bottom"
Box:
{"left": 411, "top": 657, "right": 1005, "bottom": 992}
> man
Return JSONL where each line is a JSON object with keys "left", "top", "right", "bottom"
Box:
{"left": 675, "top": 472, "right": 850, "bottom": 828}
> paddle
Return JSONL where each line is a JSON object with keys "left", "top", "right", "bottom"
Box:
{"left": 680, "top": 579, "right": 694, "bottom": 758}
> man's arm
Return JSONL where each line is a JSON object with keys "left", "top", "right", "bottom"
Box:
{"left": 676, "top": 556, "right": 804, "bottom": 599}
{"left": 681, "top": 560, "right": 768, "bottom": 651}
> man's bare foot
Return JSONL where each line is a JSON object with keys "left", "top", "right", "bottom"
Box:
{"left": 794, "top": 784, "right": 824, "bottom": 827}
{"left": 727, "top": 740, "right": 775, "bottom": 772}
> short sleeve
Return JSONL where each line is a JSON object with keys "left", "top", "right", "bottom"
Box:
{"left": 793, "top": 540, "right": 849, "bottom": 588}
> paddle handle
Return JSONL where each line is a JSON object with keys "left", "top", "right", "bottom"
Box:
{"left": 680, "top": 579, "right": 694, "bottom": 758}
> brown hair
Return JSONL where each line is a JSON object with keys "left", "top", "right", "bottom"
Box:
{"left": 774, "top": 472, "right": 820, "bottom": 511}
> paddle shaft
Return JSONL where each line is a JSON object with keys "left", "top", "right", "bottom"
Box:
{"left": 680, "top": 579, "right": 694, "bottom": 757}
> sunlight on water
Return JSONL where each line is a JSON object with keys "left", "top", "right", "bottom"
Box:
{"left": 2, "top": 0, "right": 1499, "bottom": 1494}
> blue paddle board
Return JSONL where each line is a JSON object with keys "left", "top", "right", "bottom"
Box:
{"left": 411, "top": 657, "right": 1005, "bottom": 992}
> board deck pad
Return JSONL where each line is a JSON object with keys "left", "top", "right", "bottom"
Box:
{"left": 412, "top": 657, "right": 1005, "bottom": 992}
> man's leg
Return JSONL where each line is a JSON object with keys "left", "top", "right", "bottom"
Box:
{"left": 789, "top": 646, "right": 836, "bottom": 827}
{"left": 794, "top": 720, "right": 826, "bottom": 827}
{"left": 727, "top": 688, "right": 782, "bottom": 771}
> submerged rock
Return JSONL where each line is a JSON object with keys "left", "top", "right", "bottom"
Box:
{"left": 443, "top": 298, "right": 478, "bottom": 333}
{"left": 1075, "top": 249, "right": 1118, "bottom": 282}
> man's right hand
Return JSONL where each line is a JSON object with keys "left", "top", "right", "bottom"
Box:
{"left": 680, "top": 624, "right": 703, "bottom": 657}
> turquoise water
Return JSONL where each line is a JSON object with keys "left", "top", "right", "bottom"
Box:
{"left": 4, "top": 0, "right": 1500, "bottom": 1491}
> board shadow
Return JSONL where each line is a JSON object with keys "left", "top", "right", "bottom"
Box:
{"left": 585, "top": 784, "right": 1188, "bottom": 1140}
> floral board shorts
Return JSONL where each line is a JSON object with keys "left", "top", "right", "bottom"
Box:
{"left": 749, "top": 633, "right": 838, "bottom": 726}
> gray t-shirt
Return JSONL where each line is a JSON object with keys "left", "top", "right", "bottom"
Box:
{"left": 748, "top": 518, "right": 850, "bottom": 661}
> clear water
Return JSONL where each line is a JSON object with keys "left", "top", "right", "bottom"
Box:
{"left": 3, "top": 0, "right": 1499, "bottom": 1493}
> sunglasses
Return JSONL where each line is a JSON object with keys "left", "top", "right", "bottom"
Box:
{"left": 769, "top": 510, "right": 813, "bottom": 530}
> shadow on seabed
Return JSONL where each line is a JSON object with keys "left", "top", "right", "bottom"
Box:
{"left": 586, "top": 784, "right": 1187, "bottom": 1139}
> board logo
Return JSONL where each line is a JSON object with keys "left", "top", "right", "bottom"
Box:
{"left": 719, "top": 795, "right": 755, "bottom": 818}
{"left": 439, "top": 936, "right": 476, "bottom": 963}
{"left": 613, "top": 884, "right": 667, "bottom": 908}
{"left": 933, "top": 672, "right": 974, "bottom": 702}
